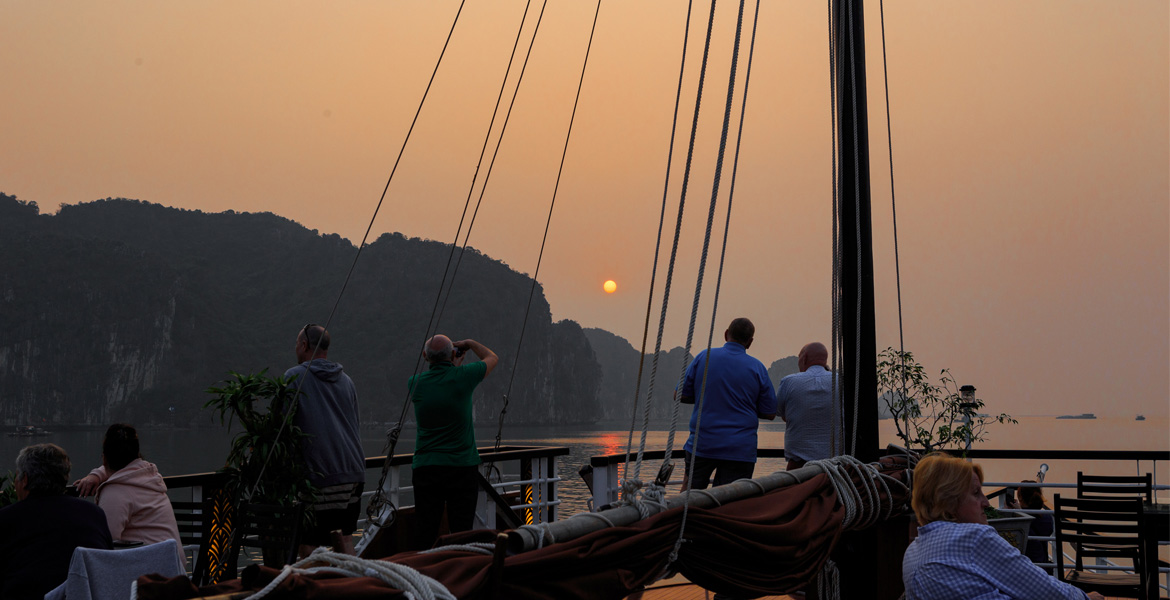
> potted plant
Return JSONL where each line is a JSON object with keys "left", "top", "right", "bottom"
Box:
{"left": 0, "top": 472, "right": 17, "bottom": 508}
{"left": 205, "top": 370, "right": 319, "bottom": 565}
{"left": 877, "top": 348, "right": 1016, "bottom": 453}
{"left": 877, "top": 348, "right": 1026, "bottom": 546}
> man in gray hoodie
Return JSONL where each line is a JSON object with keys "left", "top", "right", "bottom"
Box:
{"left": 285, "top": 324, "right": 365, "bottom": 555}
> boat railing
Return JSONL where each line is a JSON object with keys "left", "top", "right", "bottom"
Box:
{"left": 585, "top": 448, "right": 790, "bottom": 510}
{"left": 161, "top": 445, "right": 569, "bottom": 582}
{"left": 356, "top": 444, "right": 569, "bottom": 530}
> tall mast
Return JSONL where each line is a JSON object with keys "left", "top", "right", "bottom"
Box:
{"left": 835, "top": 0, "right": 878, "bottom": 462}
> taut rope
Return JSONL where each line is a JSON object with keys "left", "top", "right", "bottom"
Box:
{"left": 669, "top": 0, "right": 754, "bottom": 568}
{"left": 366, "top": 0, "right": 528, "bottom": 528}
{"left": 623, "top": 0, "right": 697, "bottom": 496}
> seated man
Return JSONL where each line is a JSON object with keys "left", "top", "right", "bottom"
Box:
{"left": 903, "top": 453, "right": 1102, "bottom": 600}
{"left": 0, "top": 443, "right": 113, "bottom": 600}
{"left": 74, "top": 424, "right": 182, "bottom": 550}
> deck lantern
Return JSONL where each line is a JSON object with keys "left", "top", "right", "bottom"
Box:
{"left": 959, "top": 385, "right": 977, "bottom": 453}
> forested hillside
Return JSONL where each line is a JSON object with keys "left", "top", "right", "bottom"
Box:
{"left": 0, "top": 193, "right": 603, "bottom": 426}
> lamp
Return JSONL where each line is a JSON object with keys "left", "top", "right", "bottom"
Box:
{"left": 959, "top": 385, "right": 977, "bottom": 453}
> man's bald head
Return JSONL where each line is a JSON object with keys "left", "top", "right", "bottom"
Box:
{"left": 424, "top": 335, "right": 455, "bottom": 364}
{"left": 798, "top": 342, "right": 829, "bottom": 372}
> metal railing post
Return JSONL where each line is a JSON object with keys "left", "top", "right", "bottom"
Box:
{"left": 591, "top": 464, "right": 610, "bottom": 511}
{"left": 544, "top": 456, "right": 558, "bottom": 523}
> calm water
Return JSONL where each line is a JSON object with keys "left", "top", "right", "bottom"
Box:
{"left": 2, "top": 416, "right": 1166, "bottom": 517}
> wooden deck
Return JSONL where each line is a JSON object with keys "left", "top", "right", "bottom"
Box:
{"left": 623, "top": 574, "right": 1156, "bottom": 600}
{"left": 624, "top": 574, "right": 799, "bottom": 600}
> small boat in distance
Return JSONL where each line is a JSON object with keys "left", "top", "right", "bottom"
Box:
{"left": 1135, "top": 414, "right": 1146, "bottom": 421}
{"left": 1055, "top": 413, "right": 1096, "bottom": 420}
{"left": 7, "top": 425, "right": 51, "bottom": 437}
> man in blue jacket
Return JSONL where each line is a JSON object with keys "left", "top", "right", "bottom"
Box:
{"left": 679, "top": 317, "right": 778, "bottom": 490}
{"left": 286, "top": 324, "right": 365, "bottom": 555}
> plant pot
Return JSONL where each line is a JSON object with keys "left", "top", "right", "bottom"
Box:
{"left": 988, "top": 511, "right": 1033, "bottom": 553}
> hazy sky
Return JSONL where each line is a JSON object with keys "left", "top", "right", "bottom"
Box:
{"left": 2, "top": 1, "right": 1167, "bottom": 420}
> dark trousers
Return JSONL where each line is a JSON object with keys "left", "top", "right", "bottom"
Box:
{"left": 412, "top": 465, "right": 479, "bottom": 548}
{"left": 683, "top": 451, "right": 755, "bottom": 490}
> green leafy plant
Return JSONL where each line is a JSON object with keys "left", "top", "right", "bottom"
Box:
{"left": 204, "top": 371, "right": 319, "bottom": 510}
{"left": 0, "top": 471, "right": 17, "bottom": 508}
{"left": 877, "top": 347, "right": 1016, "bottom": 454}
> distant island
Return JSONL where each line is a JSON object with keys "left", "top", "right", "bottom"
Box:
{"left": 1055, "top": 413, "right": 1097, "bottom": 420}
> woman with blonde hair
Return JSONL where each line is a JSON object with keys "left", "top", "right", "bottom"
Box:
{"left": 901, "top": 453, "right": 1102, "bottom": 600}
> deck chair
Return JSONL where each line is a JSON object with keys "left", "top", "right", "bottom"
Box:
{"left": 44, "top": 540, "right": 186, "bottom": 600}
{"left": 1077, "top": 472, "right": 1153, "bottom": 503}
{"left": 1053, "top": 494, "right": 1156, "bottom": 600}
{"left": 224, "top": 501, "right": 305, "bottom": 580}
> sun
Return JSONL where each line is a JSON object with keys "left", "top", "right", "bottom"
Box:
{"left": 603, "top": 280, "right": 617, "bottom": 294}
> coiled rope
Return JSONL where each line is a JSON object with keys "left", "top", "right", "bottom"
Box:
{"left": 808, "top": 455, "right": 906, "bottom": 600}
{"left": 228, "top": 549, "right": 458, "bottom": 600}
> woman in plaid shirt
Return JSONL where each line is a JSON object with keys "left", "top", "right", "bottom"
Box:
{"left": 902, "top": 453, "right": 1103, "bottom": 600}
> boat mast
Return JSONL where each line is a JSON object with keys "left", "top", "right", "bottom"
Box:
{"left": 835, "top": 0, "right": 878, "bottom": 463}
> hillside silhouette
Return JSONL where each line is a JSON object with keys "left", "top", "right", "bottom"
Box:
{"left": 0, "top": 193, "right": 607, "bottom": 427}
{"left": 0, "top": 192, "right": 807, "bottom": 430}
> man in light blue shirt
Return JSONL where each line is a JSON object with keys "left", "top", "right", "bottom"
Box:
{"left": 776, "top": 342, "right": 834, "bottom": 470}
{"left": 679, "top": 318, "right": 777, "bottom": 490}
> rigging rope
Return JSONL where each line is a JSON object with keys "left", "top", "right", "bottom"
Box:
{"left": 433, "top": 0, "right": 545, "bottom": 336}
{"left": 878, "top": 0, "right": 915, "bottom": 493}
{"left": 877, "top": 0, "right": 904, "bottom": 359}
{"left": 366, "top": 0, "right": 525, "bottom": 525}
{"left": 622, "top": 0, "right": 696, "bottom": 498}
{"left": 656, "top": 0, "right": 722, "bottom": 471}
{"left": 828, "top": 0, "right": 842, "bottom": 460}
{"left": 499, "top": 0, "right": 603, "bottom": 441}
{"left": 846, "top": 0, "right": 863, "bottom": 457}
{"left": 669, "top": 0, "right": 753, "bottom": 568}
{"left": 619, "top": 0, "right": 720, "bottom": 497}
{"left": 616, "top": 0, "right": 721, "bottom": 506}
{"left": 245, "top": 0, "right": 470, "bottom": 510}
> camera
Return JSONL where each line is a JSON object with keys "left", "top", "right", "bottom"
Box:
{"left": 455, "top": 347, "right": 466, "bottom": 358}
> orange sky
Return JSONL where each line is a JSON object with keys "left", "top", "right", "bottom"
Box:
{"left": 2, "top": 1, "right": 1167, "bottom": 421}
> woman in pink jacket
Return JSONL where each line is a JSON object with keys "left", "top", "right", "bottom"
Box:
{"left": 73, "top": 424, "right": 181, "bottom": 549}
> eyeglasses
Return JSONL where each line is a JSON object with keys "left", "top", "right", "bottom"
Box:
{"left": 301, "top": 323, "right": 318, "bottom": 347}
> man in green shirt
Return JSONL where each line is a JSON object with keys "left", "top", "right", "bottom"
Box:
{"left": 409, "top": 334, "right": 498, "bottom": 548}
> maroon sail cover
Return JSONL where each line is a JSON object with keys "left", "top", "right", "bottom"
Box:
{"left": 137, "top": 464, "right": 908, "bottom": 599}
